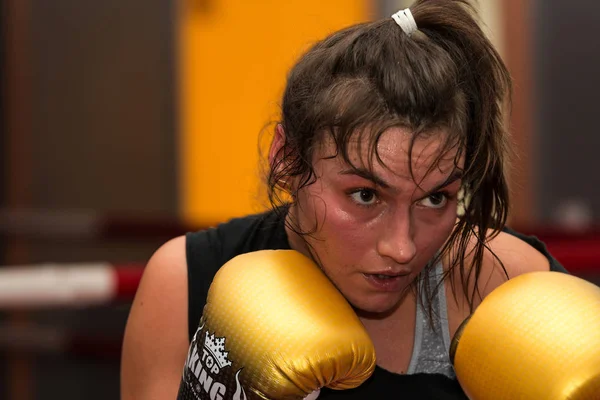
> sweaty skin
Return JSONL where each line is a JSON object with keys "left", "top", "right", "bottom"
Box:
{"left": 285, "top": 127, "right": 462, "bottom": 315}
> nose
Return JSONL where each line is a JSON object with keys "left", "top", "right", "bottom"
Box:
{"left": 376, "top": 211, "right": 417, "bottom": 265}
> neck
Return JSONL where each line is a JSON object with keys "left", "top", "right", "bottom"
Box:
{"left": 356, "top": 287, "right": 415, "bottom": 322}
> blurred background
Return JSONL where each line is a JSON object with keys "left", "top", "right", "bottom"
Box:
{"left": 1, "top": 0, "right": 599, "bottom": 398}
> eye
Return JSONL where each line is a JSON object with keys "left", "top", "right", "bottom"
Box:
{"left": 349, "top": 189, "right": 378, "bottom": 206}
{"left": 417, "top": 192, "right": 448, "bottom": 209}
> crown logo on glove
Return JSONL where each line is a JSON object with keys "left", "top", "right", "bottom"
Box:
{"left": 204, "top": 332, "right": 232, "bottom": 369}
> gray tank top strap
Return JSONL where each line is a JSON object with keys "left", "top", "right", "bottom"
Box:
{"left": 406, "top": 260, "right": 456, "bottom": 378}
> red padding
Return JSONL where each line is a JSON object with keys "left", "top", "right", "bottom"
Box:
{"left": 112, "top": 264, "right": 145, "bottom": 300}
{"left": 544, "top": 240, "right": 600, "bottom": 275}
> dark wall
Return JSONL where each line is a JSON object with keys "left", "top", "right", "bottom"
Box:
{"left": 534, "top": 0, "right": 600, "bottom": 226}
{"left": 2, "top": 1, "right": 178, "bottom": 399}
{"left": 30, "top": 0, "right": 177, "bottom": 213}
{"left": 1, "top": 0, "right": 5, "bottom": 264}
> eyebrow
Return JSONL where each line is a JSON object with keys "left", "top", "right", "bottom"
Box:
{"left": 339, "top": 167, "right": 463, "bottom": 193}
{"left": 340, "top": 168, "right": 391, "bottom": 189}
{"left": 427, "top": 169, "right": 464, "bottom": 194}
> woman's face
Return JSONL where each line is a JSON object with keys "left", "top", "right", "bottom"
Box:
{"left": 287, "top": 127, "right": 463, "bottom": 314}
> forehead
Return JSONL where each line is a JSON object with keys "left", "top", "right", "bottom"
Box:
{"left": 318, "top": 126, "right": 462, "bottom": 179}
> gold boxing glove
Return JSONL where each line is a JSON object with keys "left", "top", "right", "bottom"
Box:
{"left": 450, "top": 271, "right": 600, "bottom": 400}
{"left": 178, "top": 250, "right": 376, "bottom": 400}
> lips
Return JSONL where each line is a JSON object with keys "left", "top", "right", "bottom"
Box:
{"left": 371, "top": 274, "right": 403, "bottom": 279}
{"left": 366, "top": 270, "right": 411, "bottom": 278}
{"left": 362, "top": 271, "right": 411, "bottom": 291}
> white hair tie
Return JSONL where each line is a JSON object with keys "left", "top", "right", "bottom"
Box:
{"left": 391, "top": 8, "right": 418, "bottom": 36}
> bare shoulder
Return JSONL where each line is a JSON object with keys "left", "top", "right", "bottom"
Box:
{"left": 132, "top": 235, "right": 188, "bottom": 312}
{"left": 484, "top": 230, "right": 550, "bottom": 277}
{"left": 446, "top": 229, "right": 550, "bottom": 308}
{"left": 121, "top": 235, "right": 189, "bottom": 400}
{"left": 142, "top": 235, "right": 188, "bottom": 282}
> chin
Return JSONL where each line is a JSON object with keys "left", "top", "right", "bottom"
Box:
{"left": 352, "top": 296, "right": 403, "bottom": 317}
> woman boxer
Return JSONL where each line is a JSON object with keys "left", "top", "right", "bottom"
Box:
{"left": 121, "top": 0, "right": 567, "bottom": 399}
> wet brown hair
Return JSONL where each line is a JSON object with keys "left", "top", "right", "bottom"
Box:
{"left": 266, "top": 0, "right": 512, "bottom": 314}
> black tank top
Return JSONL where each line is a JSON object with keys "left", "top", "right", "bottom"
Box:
{"left": 184, "top": 206, "right": 568, "bottom": 400}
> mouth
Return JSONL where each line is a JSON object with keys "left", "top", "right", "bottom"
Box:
{"left": 362, "top": 271, "right": 412, "bottom": 291}
{"left": 366, "top": 270, "right": 412, "bottom": 279}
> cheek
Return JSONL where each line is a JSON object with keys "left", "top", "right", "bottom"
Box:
{"left": 415, "top": 208, "right": 457, "bottom": 249}
{"left": 296, "top": 187, "right": 370, "bottom": 253}
{"left": 320, "top": 207, "right": 371, "bottom": 245}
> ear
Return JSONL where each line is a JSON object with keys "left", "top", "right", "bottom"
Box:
{"left": 269, "top": 123, "right": 286, "bottom": 169}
